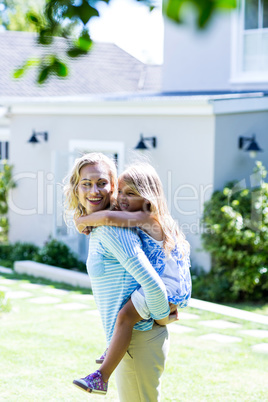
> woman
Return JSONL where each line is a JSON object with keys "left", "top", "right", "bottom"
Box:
{"left": 64, "top": 153, "right": 171, "bottom": 401}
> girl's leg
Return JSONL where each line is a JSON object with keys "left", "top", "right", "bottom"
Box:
{"left": 99, "top": 298, "right": 141, "bottom": 382}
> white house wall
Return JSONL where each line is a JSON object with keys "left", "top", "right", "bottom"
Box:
{"left": 7, "top": 97, "right": 215, "bottom": 271}
{"left": 163, "top": 13, "right": 232, "bottom": 92}
{"left": 163, "top": 10, "right": 268, "bottom": 92}
{"left": 214, "top": 110, "right": 268, "bottom": 190}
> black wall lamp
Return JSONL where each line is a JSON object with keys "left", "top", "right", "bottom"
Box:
{"left": 238, "top": 134, "right": 263, "bottom": 158}
{"left": 135, "top": 134, "right": 157, "bottom": 150}
{"left": 28, "top": 130, "right": 48, "bottom": 144}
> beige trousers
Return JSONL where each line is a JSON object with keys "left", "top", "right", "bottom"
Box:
{"left": 115, "top": 324, "right": 170, "bottom": 402}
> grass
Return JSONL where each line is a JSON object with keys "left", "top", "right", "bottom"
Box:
{"left": 0, "top": 272, "right": 268, "bottom": 401}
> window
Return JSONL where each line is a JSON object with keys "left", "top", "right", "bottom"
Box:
{"left": 0, "top": 141, "right": 9, "bottom": 160}
{"left": 231, "top": 0, "right": 268, "bottom": 81}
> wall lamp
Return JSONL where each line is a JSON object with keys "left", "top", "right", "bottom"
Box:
{"left": 28, "top": 130, "right": 48, "bottom": 144}
{"left": 238, "top": 134, "right": 263, "bottom": 158}
{"left": 135, "top": 134, "right": 157, "bottom": 150}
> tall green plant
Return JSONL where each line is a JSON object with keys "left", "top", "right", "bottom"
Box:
{"left": 200, "top": 161, "right": 268, "bottom": 302}
{"left": 0, "top": 162, "right": 15, "bottom": 243}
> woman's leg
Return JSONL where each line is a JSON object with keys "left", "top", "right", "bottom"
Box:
{"left": 115, "top": 324, "right": 169, "bottom": 402}
{"left": 99, "top": 298, "right": 141, "bottom": 382}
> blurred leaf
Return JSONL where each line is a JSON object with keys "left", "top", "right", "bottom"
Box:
{"left": 13, "top": 67, "right": 26, "bottom": 79}
{"left": 197, "top": 1, "right": 215, "bottom": 28}
{"left": 77, "top": 30, "right": 93, "bottom": 51}
{"left": 67, "top": 47, "right": 88, "bottom": 58}
{"left": 27, "top": 12, "right": 40, "bottom": 24}
{"left": 216, "top": 0, "right": 237, "bottom": 9}
{"left": 76, "top": 2, "right": 99, "bottom": 25}
{"left": 13, "top": 57, "right": 40, "bottom": 79}
{"left": 165, "top": 0, "right": 183, "bottom": 23}
{"left": 37, "top": 65, "right": 51, "bottom": 84}
{"left": 52, "top": 59, "right": 68, "bottom": 77}
{"left": 38, "top": 28, "right": 53, "bottom": 45}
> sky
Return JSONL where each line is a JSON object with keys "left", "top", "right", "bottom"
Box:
{"left": 88, "top": 0, "right": 164, "bottom": 64}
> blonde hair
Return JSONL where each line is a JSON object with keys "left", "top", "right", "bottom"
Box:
{"left": 63, "top": 152, "right": 118, "bottom": 220}
{"left": 119, "top": 163, "right": 189, "bottom": 256}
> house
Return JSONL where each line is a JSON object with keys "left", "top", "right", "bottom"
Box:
{"left": 1, "top": 2, "right": 268, "bottom": 271}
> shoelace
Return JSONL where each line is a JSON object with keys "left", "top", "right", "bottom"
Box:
{"left": 84, "top": 371, "right": 100, "bottom": 381}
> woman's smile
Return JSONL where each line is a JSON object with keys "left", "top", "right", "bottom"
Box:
{"left": 77, "top": 164, "right": 113, "bottom": 214}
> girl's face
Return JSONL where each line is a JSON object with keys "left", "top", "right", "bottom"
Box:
{"left": 118, "top": 179, "right": 147, "bottom": 212}
{"left": 77, "top": 163, "right": 113, "bottom": 214}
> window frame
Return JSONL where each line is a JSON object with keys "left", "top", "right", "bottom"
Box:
{"left": 231, "top": 0, "right": 268, "bottom": 83}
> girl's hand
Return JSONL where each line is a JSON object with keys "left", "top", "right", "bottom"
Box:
{"left": 75, "top": 216, "right": 88, "bottom": 234}
{"left": 169, "top": 303, "right": 178, "bottom": 314}
{"left": 82, "top": 226, "right": 92, "bottom": 236}
{"left": 155, "top": 308, "right": 179, "bottom": 326}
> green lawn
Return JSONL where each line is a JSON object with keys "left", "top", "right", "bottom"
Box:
{"left": 0, "top": 273, "right": 267, "bottom": 402}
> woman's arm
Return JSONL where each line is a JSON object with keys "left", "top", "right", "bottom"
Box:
{"left": 75, "top": 210, "right": 150, "bottom": 233}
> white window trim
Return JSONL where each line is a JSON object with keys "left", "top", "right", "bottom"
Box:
{"left": 68, "top": 140, "right": 125, "bottom": 173}
{"left": 230, "top": 1, "right": 268, "bottom": 83}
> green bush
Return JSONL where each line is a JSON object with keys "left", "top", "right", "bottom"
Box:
{"left": 33, "top": 238, "right": 86, "bottom": 272}
{"left": 0, "top": 243, "right": 13, "bottom": 260}
{"left": 0, "top": 239, "right": 86, "bottom": 273}
{"left": 198, "top": 161, "right": 268, "bottom": 303}
{"left": 10, "top": 242, "right": 40, "bottom": 262}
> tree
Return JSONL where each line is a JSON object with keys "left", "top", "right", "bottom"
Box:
{"left": 0, "top": 0, "right": 237, "bottom": 84}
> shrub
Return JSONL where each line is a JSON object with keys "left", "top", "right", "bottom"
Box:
{"left": 0, "top": 239, "right": 86, "bottom": 273}
{"left": 10, "top": 242, "right": 40, "bottom": 262}
{"left": 198, "top": 161, "right": 268, "bottom": 303}
{"left": 0, "top": 243, "right": 13, "bottom": 260}
{"left": 33, "top": 238, "right": 86, "bottom": 272}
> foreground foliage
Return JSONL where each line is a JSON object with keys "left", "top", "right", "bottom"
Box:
{"left": 195, "top": 162, "right": 268, "bottom": 302}
{"left": 0, "top": 0, "right": 237, "bottom": 84}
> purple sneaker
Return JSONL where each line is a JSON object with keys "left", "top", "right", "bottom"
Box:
{"left": 73, "top": 370, "right": 108, "bottom": 395}
{"left": 96, "top": 349, "right": 107, "bottom": 364}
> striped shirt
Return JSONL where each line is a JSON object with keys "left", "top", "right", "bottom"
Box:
{"left": 87, "top": 226, "right": 170, "bottom": 345}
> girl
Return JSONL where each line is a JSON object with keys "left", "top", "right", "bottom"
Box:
{"left": 73, "top": 162, "right": 191, "bottom": 395}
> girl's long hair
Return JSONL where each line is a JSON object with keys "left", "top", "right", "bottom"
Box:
{"left": 119, "top": 163, "right": 189, "bottom": 256}
{"left": 63, "top": 152, "right": 118, "bottom": 221}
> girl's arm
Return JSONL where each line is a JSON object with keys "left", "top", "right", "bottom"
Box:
{"left": 75, "top": 210, "right": 150, "bottom": 233}
{"left": 101, "top": 226, "right": 170, "bottom": 321}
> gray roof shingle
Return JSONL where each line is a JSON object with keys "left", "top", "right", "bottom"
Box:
{"left": 0, "top": 31, "right": 162, "bottom": 97}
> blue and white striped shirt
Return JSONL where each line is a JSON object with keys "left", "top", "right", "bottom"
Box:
{"left": 87, "top": 226, "right": 170, "bottom": 345}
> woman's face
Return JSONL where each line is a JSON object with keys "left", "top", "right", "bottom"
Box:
{"left": 77, "top": 163, "right": 113, "bottom": 214}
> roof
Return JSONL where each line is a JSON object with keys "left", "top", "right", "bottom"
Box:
{"left": 0, "top": 31, "right": 162, "bottom": 97}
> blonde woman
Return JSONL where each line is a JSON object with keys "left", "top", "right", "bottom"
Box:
{"left": 64, "top": 153, "right": 172, "bottom": 401}
{"left": 72, "top": 161, "right": 191, "bottom": 399}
